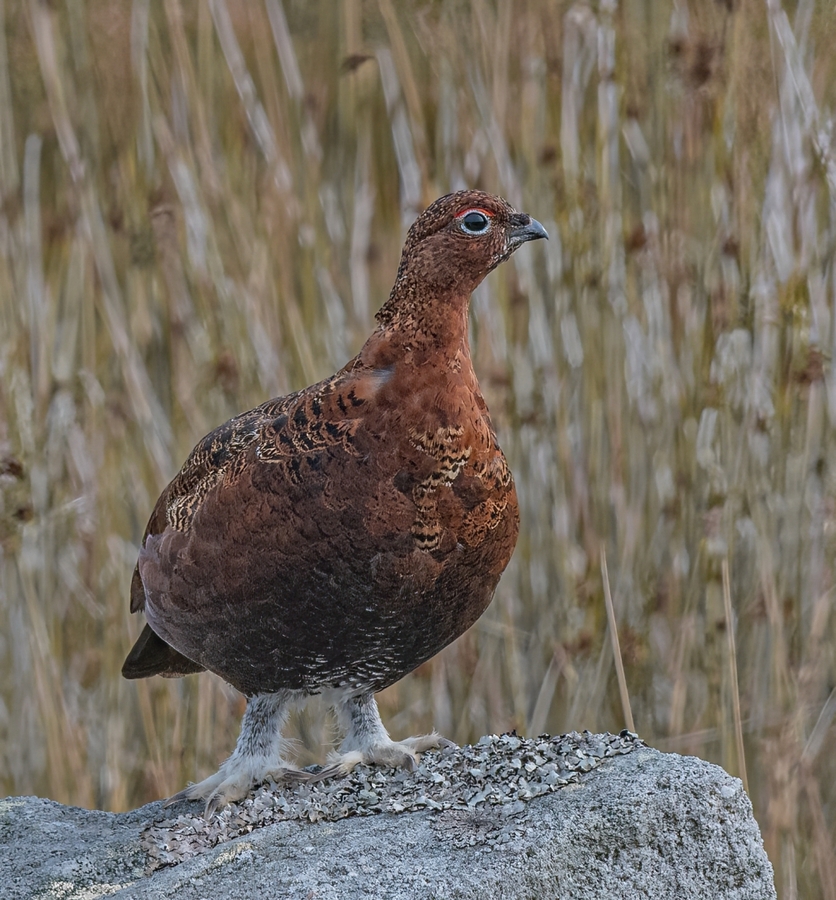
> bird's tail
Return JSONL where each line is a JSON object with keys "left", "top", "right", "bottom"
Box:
{"left": 121, "top": 624, "right": 205, "bottom": 679}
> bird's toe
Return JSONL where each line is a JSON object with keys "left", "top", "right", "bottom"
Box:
{"left": 323, "top": 732, "right": 454, "bottom": 778}
{"left": 398, "top": 732, "right": 457, "bottom": 753}
{"left": 164, "top": 770, "right": 227, "bottom": 809}
{"left": 166, "top": 760, "right": 308, "bottom": 817}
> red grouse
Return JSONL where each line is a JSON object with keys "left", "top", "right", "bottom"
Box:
{"left": 123, "top": 190, "right": 548, "bottom": 813}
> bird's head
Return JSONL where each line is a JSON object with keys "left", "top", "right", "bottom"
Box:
{"left": 386, "top": 190, "right": 548, "bottom": 307}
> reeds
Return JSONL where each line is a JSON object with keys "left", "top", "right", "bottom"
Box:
{"left": 0, "top": 1, "right": 834, "bottom": 895}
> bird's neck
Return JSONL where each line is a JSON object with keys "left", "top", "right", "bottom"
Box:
{"left": 370, "top": 274, "right": 472, "bottom": 363}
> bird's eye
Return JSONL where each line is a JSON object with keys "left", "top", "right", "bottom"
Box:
{"left": 458, "top": 210, "right": 491, "bottom": 235}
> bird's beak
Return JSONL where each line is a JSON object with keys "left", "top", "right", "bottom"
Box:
{"left": 508, "top": 215, "right": 549, "bottom": 247}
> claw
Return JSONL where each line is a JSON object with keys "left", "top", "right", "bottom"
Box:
{"left": 164, "top": 787, "right": 192, "bottom": 808}
{"left": 307, "top": 763, "right": 342, "bottom": 783}
{"left": 272, "top": 768, "right": 312, "bottom": 785}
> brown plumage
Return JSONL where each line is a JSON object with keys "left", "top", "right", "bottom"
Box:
{"left": 123, "top": 190, "right": 547, "bottom": 813}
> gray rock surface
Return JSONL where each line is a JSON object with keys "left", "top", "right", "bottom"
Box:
{"left": 2, "top": 738, "right": 775, "bottom": 900}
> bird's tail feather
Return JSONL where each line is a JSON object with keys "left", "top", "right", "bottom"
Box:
{"left": 121, "top": 623, "right": 205, "bottom": 679}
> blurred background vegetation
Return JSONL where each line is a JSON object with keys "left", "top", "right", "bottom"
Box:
{"left": 1, "top": 0, "right": 835, "bottom": 894}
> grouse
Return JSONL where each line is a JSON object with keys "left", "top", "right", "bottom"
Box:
{"left": 122, "top": 190, "right": 548, "bottom": 813}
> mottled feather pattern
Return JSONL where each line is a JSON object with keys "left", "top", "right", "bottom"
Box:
{"left": 158, "top": 374, "right": 363, "bottom": 533}
{"left": 124, "top": 190, "right": 545, "bottom": 701}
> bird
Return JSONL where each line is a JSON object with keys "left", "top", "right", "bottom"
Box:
{"left": 122, "top": 190, "right": 548, "bottom": 814}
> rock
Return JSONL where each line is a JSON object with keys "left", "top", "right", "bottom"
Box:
{"left": 1, "top": 736, "right": 775, "bottom": 900}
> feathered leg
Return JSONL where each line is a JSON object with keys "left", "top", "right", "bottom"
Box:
{"left": 322, "top": 691, "right": 455, "bottom": 775}
{"left": 167, "top": 690, "right": 309, "bottom": 816}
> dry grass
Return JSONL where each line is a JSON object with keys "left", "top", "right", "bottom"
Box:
{"left": 1, "top": 0, "right": 835, "bottom": 894}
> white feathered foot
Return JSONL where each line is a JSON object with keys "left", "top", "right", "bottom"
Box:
{"left": 168, "top": 689, "right": 455, "bottom": 816}
{"left": 166, "top": 691, "right": 313, "bottom": 817}
{"left": 316, "top": 691, "right": 456, "bottom": 779}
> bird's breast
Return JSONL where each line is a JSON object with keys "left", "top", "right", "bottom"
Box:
{"left": 367, "top": 371, "right": 518, "bottom": 564}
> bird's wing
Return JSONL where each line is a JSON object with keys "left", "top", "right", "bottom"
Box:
{"left": 129, "top": 396, "right": 280, "bottom": 613}
{"left": 129, "top": 363, "right": 398, "bottom": 613}
{"left": 125, "top": 388, "right": 318, "bottom": 678}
